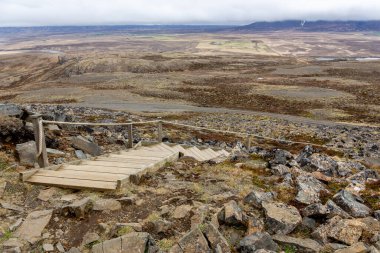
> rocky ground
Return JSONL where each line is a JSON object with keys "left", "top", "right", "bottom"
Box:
{"left": 0, "top": 103, "right": 380, "bottom": 253}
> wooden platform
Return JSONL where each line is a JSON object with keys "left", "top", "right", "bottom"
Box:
{"left": 22, "top": 143, "right": 229, "bottom": 190}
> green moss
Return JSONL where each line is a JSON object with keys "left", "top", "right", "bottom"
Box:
{"left": 146, "top": 212, "right": 160, "bottom": 222}
{"left": 158, "top": 239, "right": 175, "bottom": 251}
{"left": 117, "top": 226, "right": 134, "bottom": 236}
{"left": 0, "top": 158, "right": 8, "bottom": 171}
{"left": 85, "top": 240, "right": 101, "bottom": 249}
{"left": 326, "top": 181, "right": 349, "bottom": 194}
{"left": 284, "top": 245, "right": 297, "bottom": 253}
{"left": 0, "top": 230, "right": 13, "bottom": 244}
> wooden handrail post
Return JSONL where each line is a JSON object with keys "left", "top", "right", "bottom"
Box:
{"left": 246, "top": 134, "right": 252, "bottom": 150}
{"left": 157, "top": 118, "right": 163, "bottom": 142}
{"left": 30, "top": 114, "right": 49, "bottom": 168}
{"left": 127, "top": 120, "right": 133, "bottom": 148}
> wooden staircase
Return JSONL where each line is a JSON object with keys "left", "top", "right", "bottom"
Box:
{"left": 22, "top": 143, "right": 229, "bottom": 190}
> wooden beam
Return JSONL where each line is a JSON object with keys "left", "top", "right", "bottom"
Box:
{"left": 30, "top": 114, "right": 49, "bottom": 168}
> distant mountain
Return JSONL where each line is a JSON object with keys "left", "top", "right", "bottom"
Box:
{"left": 235, "top": 20, "right": 380, "bottom": 32}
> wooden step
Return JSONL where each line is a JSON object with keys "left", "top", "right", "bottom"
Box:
{"left": 27, "top": 176, "right": 118, "bottom": 190}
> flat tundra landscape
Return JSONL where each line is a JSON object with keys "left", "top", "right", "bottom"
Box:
{"left": 0, "top": 27, "right": 380, "bottom": 253}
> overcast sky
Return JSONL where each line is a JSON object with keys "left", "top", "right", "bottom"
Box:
{"left": 1, "top": 0, "right": 380, "bottom": 27}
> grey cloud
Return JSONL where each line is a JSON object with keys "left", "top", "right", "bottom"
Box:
{"left": 0, "top": 0, "right": 380, "bottom": 26}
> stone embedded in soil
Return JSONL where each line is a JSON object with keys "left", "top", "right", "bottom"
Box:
{"left": 270, "top": 164, "right": 290, "bottom": 176}
{"left": 75, "top": 150, "right": 87, "bottom": 160}
{"left": 16, "top": 141, "right": 37, "bottom": 167}
{"left": 61, "top": 197, "right": 93, "bottom": 219}
{"left": 92, "top": 232, "right": 158, "bottom": 253}
{"left": 81, "top": 232, "right": 100, "bottom": 246}
{"left": 9, "top": 218, "right": 23, "bottom": 231}
{"left": 15, "top": 209, "right": 53, "bottom": 244}
{"left": 218, "top": 200, "right": 244, "bottom": 226}
{"left": 334, "top": 242, "right": 368, "bottom": 253}
{"left": 42, "top": 243, "right": 54, "bottom": 252}
{"left": 93, "top": 199, "right": 121, "bottom": 211}
{"left": 56, "top": 242, "right": 65, "bottom": 253}
{"left": 117, "top": 196, "right": 136, "bottom": 205}
{"left": 0, "top": 104, "right": 22, "bottom": 117}
{"left": 202, "top": 222, "right": 231, "bottom": 253}
{"left": 374, "top": 210, "right": 380, "bottom": 220}
{"left": 244, "top": 191, "right": 274, "bottom": 209}
{"left": 238, "top": 232, "right": 279, "bottom": 253}
{"left": 172, "top": 204, "right": 192, "bottom": 219}
{"left": 174, "top": 228, "right": 210, "bottom": 253}
{"left": 262, "top": 201, "right": 302, "bottom": 235}
{"left": 272, "top": 234, "right": 322, "bottom": 253}
{"left": 0, "top": 202, "right": 24, "bottom": 212}
{"left": 71, "top": 135, "right": 102, "bottom": 156}
{"left": 37, "top": 188, "right": 57, "bottom": 202}
{"left": 333, "top": 190, "right": 372, "bottom": 218}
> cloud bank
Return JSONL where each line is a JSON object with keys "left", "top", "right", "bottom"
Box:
{"left": 1, "top": 0, "right": 380, "bottom": 27}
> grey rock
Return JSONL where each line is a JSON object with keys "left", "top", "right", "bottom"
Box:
{"left": 328, "top": 219, "right": 365, "bottom": 245}
{"left": 92, "top": 232, "right": 158, "bottom": 253}
{"left": 46, "top": 148, "right": 65, "bottom": 156}
{"left": 306, "top": 153, "right": 338, "bottom": 177}
{"left": 202, "top": 222, "right": 231, "bottom": 253}
{"left": 262, "top": 201, "right": 302, "bottom": 235}
{"left": 61, "top": 197, "right": 93, "bottom": 219}
{"left": 369, "top": 246, "right": 380, "bottom": 253}
{"left": 244, "top": 191, "right": 274, "bottom": 209}
{"left": 16, "top": 141, "right": 37, "bottom": 167}
{"left": 15, "top": 209, "right": 53, "bottom": 244}
{"left": 272, "top": 234, "right": 322, "bottom": 253}
{"left": 9, "top": 218, "right": 23, "bottom": 231}
{"left": 296, "top": 175, "right": 327, "bottom": 205}
{"left": 56, "top": 242, "right": 65, "bottom": 253}
{"left": 172, "top": 204, "right": 192, "bottom": 219}
{"left": 333, "top": 190, "right": 372, "bottom": 218}
{"left": 75, "top": 150, "right": 87, "bottom": 160}
{"left": 71, "top": 135, "right": 102, "bottom": 156}
{"left": 81, "top": 232, "right": 100, "bottom": 246}
{"left": 117, "top": 196, "right": 136, "bottom": 205}
{"left": 337, "top": 162, "right": 366, "bottom": 177}
{"left": 296, "top": 145, "right": 315, "bottom": 167}
{"left": 334, "top": 242, "right": 368, "bottom": 253}
{"left": 176, "top": 228, "right": 211, "bottom": 252}
{"left": 348, "top": 169, "right": 379, "bottom": 183}
{"left": 374, "top": 210, "right": 380, "bottom": 220}
{"left": 93, "top": 199, "right": 121, "bottom": 211}
{"left": 66, "top": 247, "right": 81, "bottom": 253}
{"left": 0, "top": 202, "right": 24, "bottom": 212}
{"left": 301, "top": 217, "right": 317, "bottom": 230}
{"left": 239, "top": 232, "right": 278, "bottom": 253}
{"left": 326, "top": 199, "right": 351, "bottom": 219}
{"left": 268, "top": 149, "right": 292, "bottom": 166}
{"left": 311, "top": 216, "right": 341, "bottom": 244}
{"left": 271, "top": 164, "right": 290, "bottom": 176}
{"left": 218, "top": 200, "right": 244, "bottom": 226}
{"left": 0, "top": 104, "right": 22, "bottom": 117}
{"left": 42, "top": 243, "right": 54, "bottom": 252}
{"left": 301, "top": 203, "right": 329, "bottom": 218}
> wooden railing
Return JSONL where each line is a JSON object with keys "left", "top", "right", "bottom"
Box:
{"left": 31, "top": 114, "right": 347, "bottom": 168}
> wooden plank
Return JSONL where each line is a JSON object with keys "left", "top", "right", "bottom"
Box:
{"left": 123, "top": 149, "right": 175, "bottom": 156}
{"left": 19, "top": 169, "right": 39, "bottom": 182}
{"left": 82, "top": 161, "right": 155, "bottom": 168}
{"left": 34, "top": 170, "right": 124, "bottom": 182}
{"left": 108, "top": 154, "right": 168, "bottom": 160}
{"left": 26, "top": 176, "right": 117, "bottom": 190}
{"left": 61, "top": 165, "right": 144, "bottom": 175}
{"left": 94, "top": 157, "right": 160, "bottom": 163}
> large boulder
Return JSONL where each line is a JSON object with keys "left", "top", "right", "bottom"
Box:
{"left": 272, "top": 234, "right": 322, "bottom": 253}
{"left": 301, "top": 203, "right": 329, "bottom": 218}
{"left": 244, "top": 191, "right": 274, "bottom": 209}
{"left": 16, "top": 141, "right": 37, "bottom": 167}
{"left": 217, "top": 200, "right": 244, "bottom": 226}
{"left": 327, "top": 219, "right": 365, "bottom": 245}
{"left": 262, "top": 201, "right": 302, "bottom": 234}
{"left": 325, "top": 199, "right": 351, "bottom": 219}
{"left": 333, "top": 190, "right": 372, "bottom": 218}
{"left": 238, "top": 232, "right": 278, "bottom": 253}
{"left": 71, "top": 136, "right": 102, "bottom": 156}
{"left": 92, "top": 232, "right": 158, "bottom": 253}
{"left": 15, "top": 209, "right": 53, "bottom": 244}
{"left": 295, "top": 175, "right": 327, "bottom": 205}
